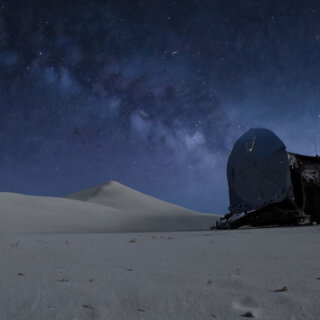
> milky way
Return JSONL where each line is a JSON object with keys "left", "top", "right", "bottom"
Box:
{"left": 1, "top": 0, "right": 320, "bottom": 213}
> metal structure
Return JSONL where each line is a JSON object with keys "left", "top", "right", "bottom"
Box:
{"left": 217, "top": 128, "right": 320, "bottom": 229}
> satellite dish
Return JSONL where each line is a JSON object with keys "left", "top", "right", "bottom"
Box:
{"left": 227, "top": 128, "right": 293, "bottom": 214}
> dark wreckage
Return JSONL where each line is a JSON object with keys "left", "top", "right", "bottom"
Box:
{"left": 217, "top": 128, "right": 320, "bottom": 229}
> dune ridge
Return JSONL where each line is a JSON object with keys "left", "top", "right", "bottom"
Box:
{"left": 66, "top": 180, "right": 207, "bottom": 213}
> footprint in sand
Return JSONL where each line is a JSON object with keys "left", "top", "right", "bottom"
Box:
{"left": 11, "top": 240, "right": 20, "bottom": 248}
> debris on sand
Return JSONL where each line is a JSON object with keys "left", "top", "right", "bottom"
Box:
{"left": 56, "top": 278, "right": 69, "bottom": 282}
{"left": 129, "top": 239, "right": 136, "bottom": 243}
{"left": 82, "top": 305, "right": 95, "bottom": 310}
{"left": 241, "top": 311, "right": 254, "bottom": 318}
{"left": 137, "top": 308, "right": 145, "bottom": 312}
{"left": 17, "top": 273, "right": 25, "bottom": 276}
{"left": 207, "top": 279, "right": 213, "bottom": 286}
{"left": 273, "top": 286, "right": 288, "bottom": 292}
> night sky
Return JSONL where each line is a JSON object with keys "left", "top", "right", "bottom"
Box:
{"left": 1, "top": 0, "right": 320, "bottom": 213}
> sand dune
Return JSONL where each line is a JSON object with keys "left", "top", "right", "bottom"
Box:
{"left": 0, "top": 181, "right": 219, "bottom": 233}
{"left": 66, "top": 180, "right": 203, "bottom": 213}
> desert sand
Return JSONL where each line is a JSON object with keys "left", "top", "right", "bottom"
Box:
{"left": 0, "top": 181, "right": 219, "bottom": 233}
{"left": 0, "top": 227, "right": 319, "bottom": 319}
{"left": 0, "top": 181, "right": 319, "bottom": 319}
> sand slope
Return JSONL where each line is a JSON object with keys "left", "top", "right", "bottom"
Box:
{"left": 0, "top": 182, "right": 219, "bottom": 233}
{"left": 0, "top": 226, "right": 319, "bottom": 319}
{"left": 66, "top": 180, "right": 204, "bottom": 213}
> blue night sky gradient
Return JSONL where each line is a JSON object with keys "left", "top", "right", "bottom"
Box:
{"left": 1, "top": 0, "right": 320, "bottom": 213}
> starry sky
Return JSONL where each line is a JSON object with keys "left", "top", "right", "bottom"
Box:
{"left": 1, "top": 0, "right": 320, "bottom": 214}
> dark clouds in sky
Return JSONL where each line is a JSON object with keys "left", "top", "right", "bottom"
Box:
{"left": 1, "top": 0, "right": 320, "bottom": 213}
